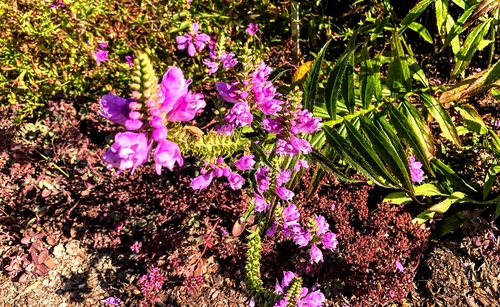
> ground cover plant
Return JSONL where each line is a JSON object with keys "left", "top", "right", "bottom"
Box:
{"left": 1, "top": 0, "right": 500, "bottom": 306}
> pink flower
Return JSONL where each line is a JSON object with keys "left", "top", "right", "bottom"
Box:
{"left": 276, "top": 187, "right": 294, "bottom": 201}
{"left": 191, "top": 172, "right": 214, "bottom": 190}
{"left": 176, "top": 22, "right": 211, "bottom": 57}
{"left": 99, "top": 94, "right": 130, "bottom": 125}
{"left": 297, "top": 288, "right": 325, "bottom": 307}
{"left": 309, "top": 244, "right": 323, "bottom": 263}
{"left": 125, "top": 55, "right": 134, "bottom": 68}
{"left": 94, "top": 49, "right": 109, "bottom": 63}
{"left": 103, "top": 132, "right": 151, "bottom": 174}
{"left": 227, "top": 172, "right": 245, "bottom": 190}
{"left": 167, "top": 92, "right": 206, "bottom": 122}
{"left": 276, "top": 169, "right": 292, "bottom": 186}
{"left": 320, "top": 232, "right": 338, "bottom": 251}
{"left": 102, "top": 296, "right": 121, "bottom": 306}
{"left": 131, "top": 241, "right": 142, "bottom": 253}
{"left": 246, "top": 23, "right": 259, "bottom": 36}
{"left": 234, "top": 155, "right": 255, "bottom": 171}
{"left": 253, "top": 193, "right": 269, "bottom": 213}
{"left": 395, "top": 260, "right": 404, "bottom": 273}
{"left": 161, "top": 67, "right": 191, "bottom": 112}
{"left": 409, "top": 156, "right": 425, "bottom": 184}
{"left": 153, "top": 140, "right": 183, "bottom": 174}
{"left": 313, "top": 215, "right": 329, "bottom": 236}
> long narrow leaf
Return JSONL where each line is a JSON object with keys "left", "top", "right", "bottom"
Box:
{"left": 309, "top": 149, "right": 363, "bottom": 184}
{"left": 387, "top": 102, "right": 434, "bottom": 173}
{"left": 344, "top": 120, "right": 400, "bottom": 187}
{"left": 323, "top": 126, "right": 392, "bottom": 187}
{"left": 324, "top": 43, "right": 361, "bottom": 119}
{"left": 399, "top": 0, "right": 435, "bottom": 34}
{"left": 360, "top": 45, "right": 375, "bottom": 108}
{"left": 359, "top": 116, "right": 414, "bottom": 194}
{"left": 420, "top": 92, "right": 461, "bottom": 147}
{"left": 451, "top": 18, "right": 493, "bottom": 79}
{"left": 430, "top": 158, "right": 478, "bottom": 195}
{"left": 303, "top": 39, "right": 332, "bottom": 111}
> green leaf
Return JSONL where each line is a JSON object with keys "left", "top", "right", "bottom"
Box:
{"left": 372, "top": 52, "right": 383, "bottom": 101}
{"left": 427, "top": 191, "right": 466, "bottom": 213}
{"left": 307, "top": 166, "right": 326, "bottom": 199}
{"left": 430, "top": 158, "right": 478, "bottom": 195}
{"left": 360, "top": 45, "right": 375, "bottom": 108}
{"left": 303, "top": 39, "right": 332, "bottom": 112}
{"left": 399, "top": 0, "right": 435, "bottom": 34}
{"left": 324, "top": 43, "right": 360, "bottom": 119}
{"left": 344, "top": 120, "right": 400, "bottom": 187}
{"left": 420, "top": 92, "right": 461, "bottom": 147}
{"left": 388, "top": 102, "right": 435, "bottom": 173}
{"left": 323, "top": 126, "right": 392, "bottom": 187}
{"left": 435, "top": 0, "right": 449, "bottom": 34}
{"left": 408, "top": 22, "right": 433, "bottom": 44}
{"left": 342, "top": 51, "right": 355, "bottom": 114}
{"left": 434, "top": 213, "right": 466, "bottom": 237}
{"left": 387, "top": 32, "right": 412, "bottom": 93}
{"left": 483, "top": 165, "right": 500, "bottom": 200}
{"left": 359, "top": 116, "right": 414, "bottom": 193}
{"left": 454, "top": 104, "right": 488, "bottom": 135}
{"left": 490, "top": 129, "right": 500, "bottom": 151}
{"left": 413, "top": 210, "right": 436, "bottom": 224}
{"left": 442, "top": 4, "right": 479, "bottom": 50}
{"left": 408, "top": 57, "right": 430, "bottom": 87}
{"left": 451, "top": 18, "right": 493, "bottom": 79}
{"left": 308, "top": 149, "right": 363, "bottom": 184}
{"left": 384, "top": 183, "right": 448, "bottom": 204}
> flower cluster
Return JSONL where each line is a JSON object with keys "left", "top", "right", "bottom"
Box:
{"left": 267, "top": 204, "right": 338, "bottom": 264}
{"left": 204, "top": 50, "right": 238, "bottom": 75}
{"left": 138, "top": 267, "right": 167, "bottom": 304}
{"left": 273, "top": 271, "right": 325, "bottom": 307}
{"left": 216, "top": 61, "right": 321, "bottom": 156}
{"left": 100, "top": 55, "right": 205, "bottom": 175}
{"left": 191, "top": 157, "right": 246, "bottom": 191}
{"left": 176, "top": 22, "right": 211, "bottom": 57}
{"left": 409, "top": 156, "right": 424, "bottom": 184}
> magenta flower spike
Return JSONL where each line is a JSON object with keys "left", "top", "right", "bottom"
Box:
{"left": 409, "top": 156, "right": 425, "bottom": 184}
{"left": 99, "top": 94, "right": 130, "bottom": 125}
{"left": 103, "top": 132, "right": 151, "bottom": 174}
{"left": 153, "top": 140, "right": 183, "bottom": 174}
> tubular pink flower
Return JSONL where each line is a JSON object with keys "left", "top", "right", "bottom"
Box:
{"left": 191, "top": 171, "right": 214, "bottom": 190}
{"left": 103, "top": 132, "right": 150, "bottom": 174}
{"left": 153, "top": 140, "right": 183, "bottom": 174}
{"left": 167, "top": 92, "right": 206, "bottom": 122}
{"left": 99, "top": 94, "right": 130, "bottom": 125}
{"left": 309, "top": 244, "right": 323, "bottom": 263}
{"left": 161, "top": 67, "right": 191, "bottom": 113}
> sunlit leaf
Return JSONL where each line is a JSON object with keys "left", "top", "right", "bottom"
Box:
{"left": 420, "top": 92, "right": 461, "bottom": 147}
{"left": 303, "top": 39, "right": 332, "bottom": 111}
{"left": 451, "top": 18, "right": 493, "bottom": 79}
